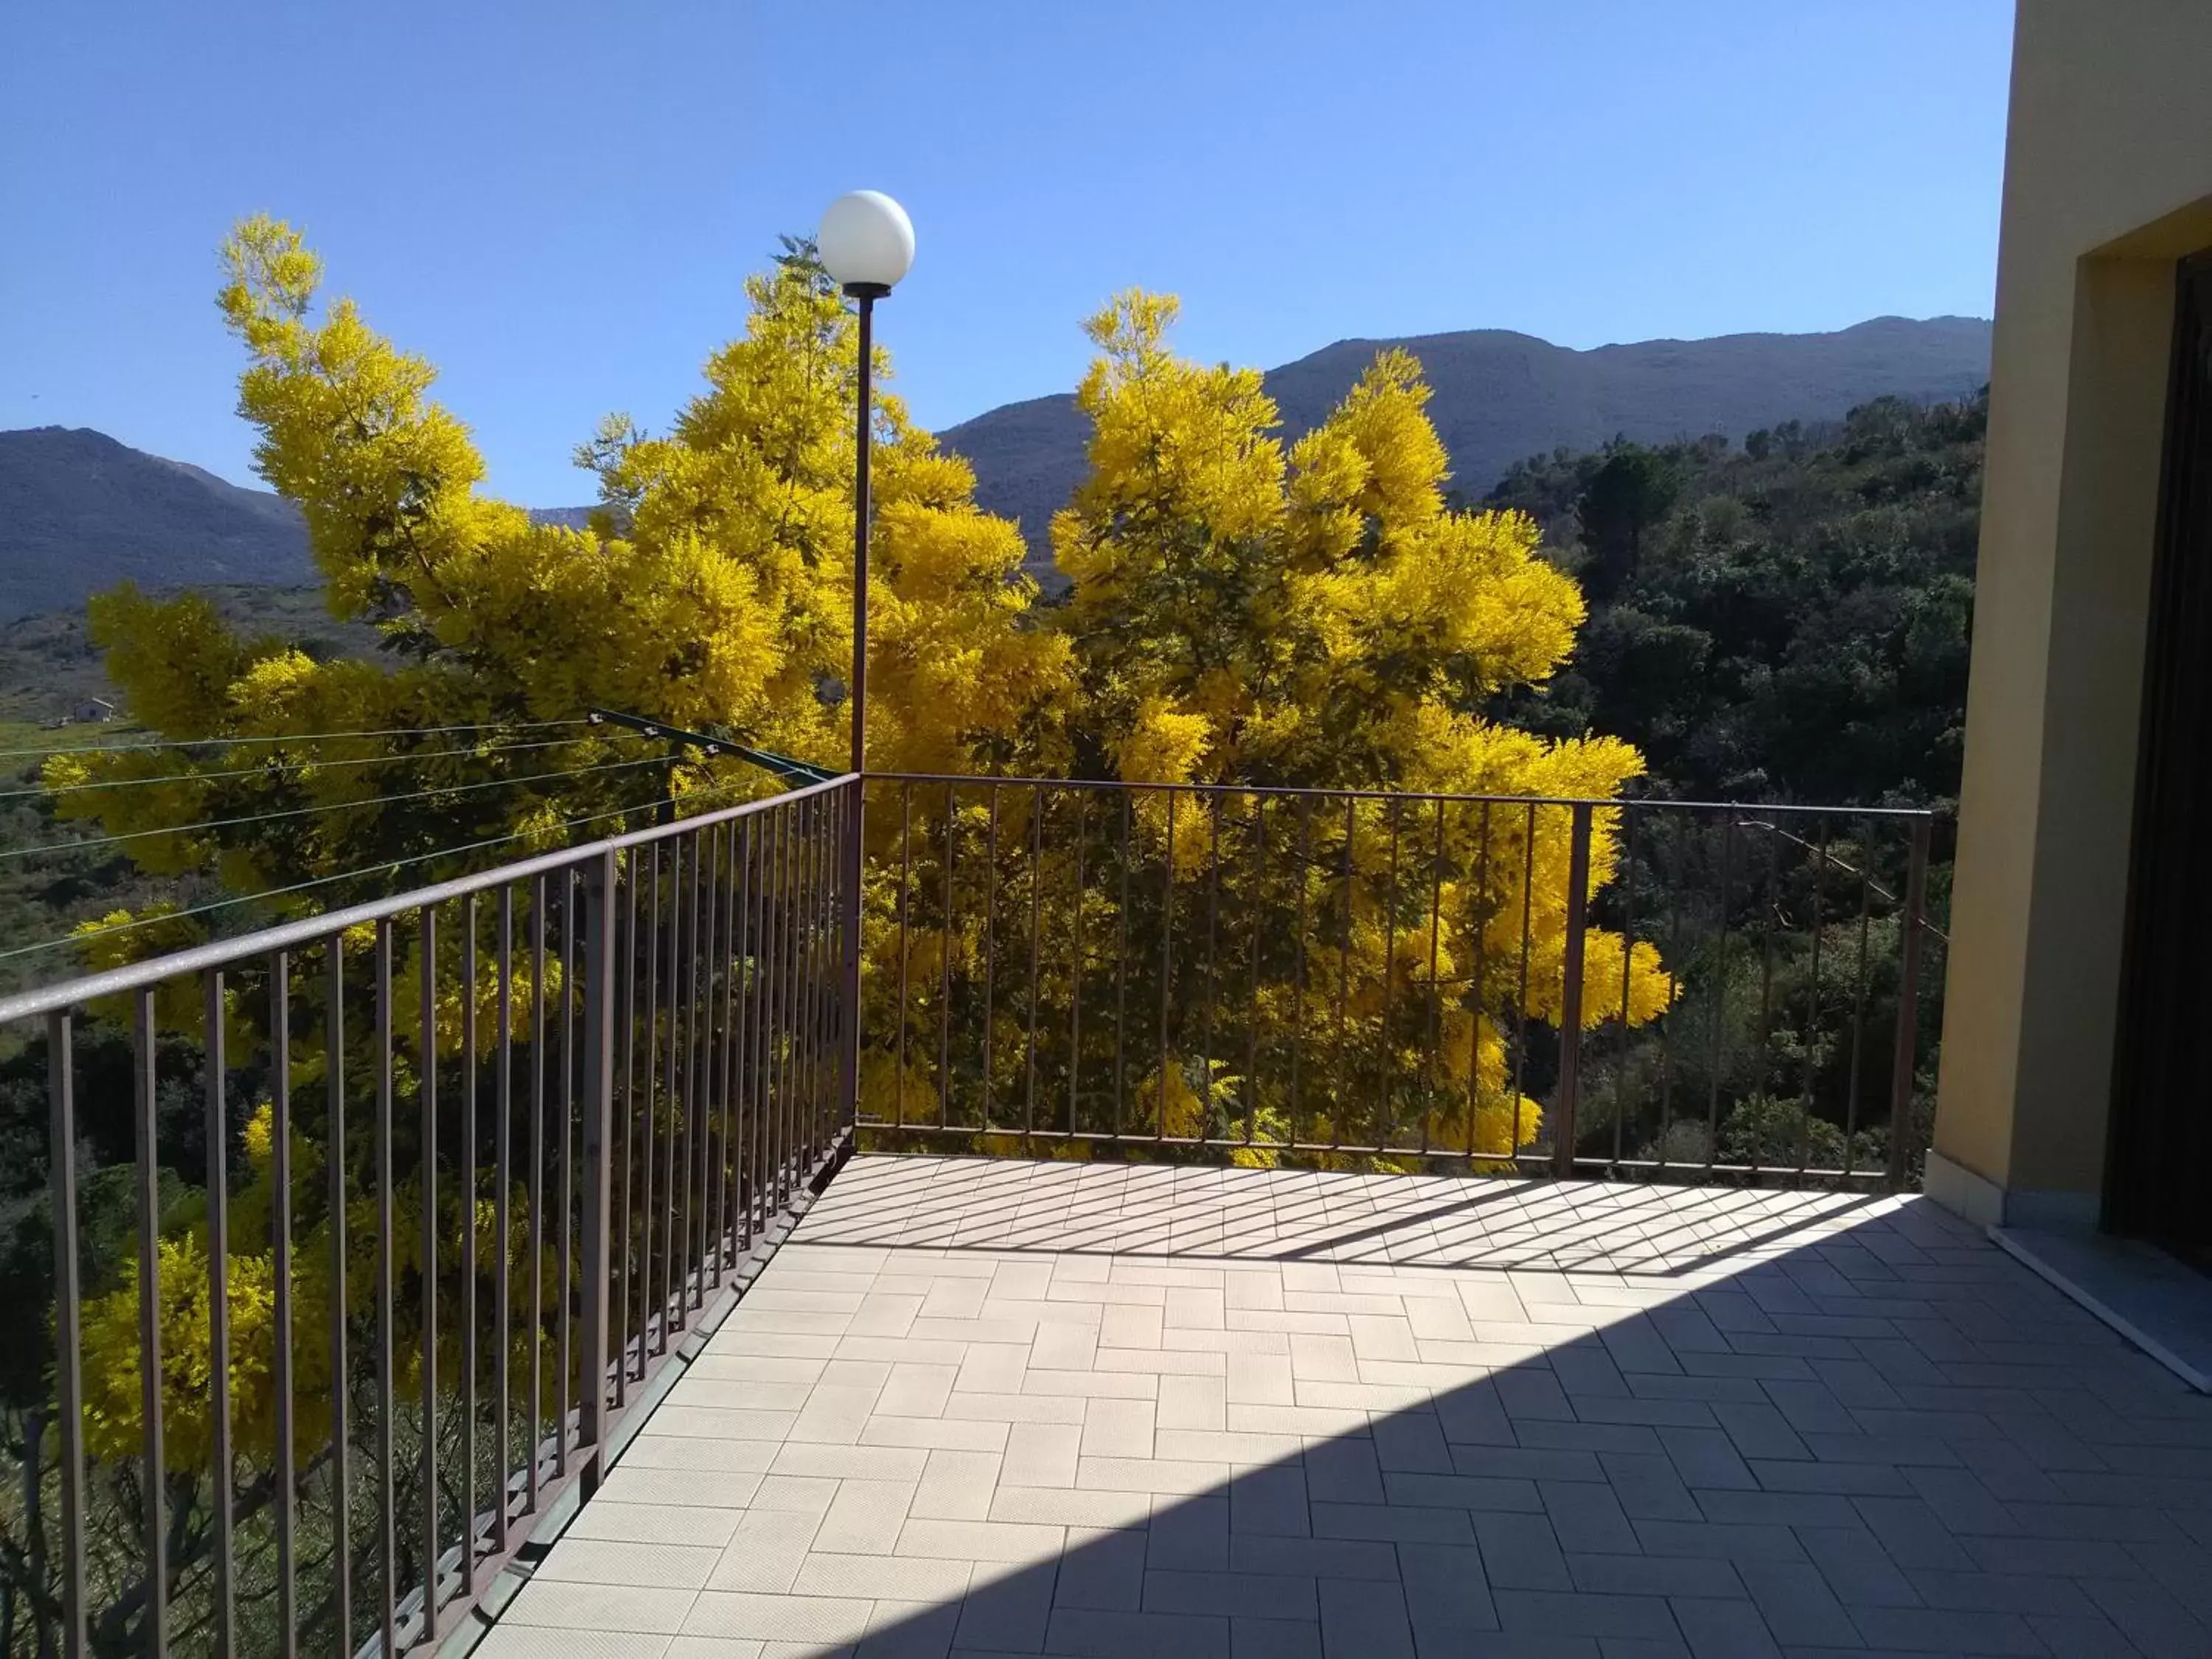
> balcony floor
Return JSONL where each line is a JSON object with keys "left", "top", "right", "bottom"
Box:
{"left": 479, "top": 1156, "right": 2212, "bottom": 1659}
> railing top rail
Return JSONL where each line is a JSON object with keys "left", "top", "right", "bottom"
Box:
{"left": 865, "top": 771, "right": 1939, "bottom": 821}
{"left": 0, "top": 771, "right": 856, "bottom": 1026}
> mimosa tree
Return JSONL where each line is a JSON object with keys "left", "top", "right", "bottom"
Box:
{"left": 861, "top": 293, "right": 1670, "bottom": 1164}
{"left": 15, "top": 219, "right": 1070, "bottom": 1658}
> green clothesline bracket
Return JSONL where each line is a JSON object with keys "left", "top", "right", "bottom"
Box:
{"left": 585, "top": 709, "right": 837, "bottom": 785}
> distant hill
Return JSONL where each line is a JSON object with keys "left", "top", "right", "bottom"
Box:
{"left": 3, "top": 314, "right": 1990, "bottom": 616}
{"left": 0, "top": 427, "right": 315, "bottom": 619}
{"left": 0, "top": 426, "right": 593, "bottom": 622}
{"left": 939, "top": 316, "right": 1992, "bottom": 583}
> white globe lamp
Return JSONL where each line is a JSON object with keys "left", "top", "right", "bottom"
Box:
{"left": 818, "top": 189, "right": 914, "bottom": 299}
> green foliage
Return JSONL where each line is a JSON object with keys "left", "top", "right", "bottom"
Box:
{"left": 1576, "top": 443, "right": 1683, "bottom": 600}
{"left": 1489, "top": 392, "right": 1985, "bottom": 810}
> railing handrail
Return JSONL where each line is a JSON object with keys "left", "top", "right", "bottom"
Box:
{"left": 0, "top": 770, "right": 858, "bottom": 1025}
{"left": 867, "top": 771, "right": 1940, "bottom": 820}
{"left": 0, "top": 768, "right": 1937, "bottom": 1026}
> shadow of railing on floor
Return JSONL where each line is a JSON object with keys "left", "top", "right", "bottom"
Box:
{"left": 580, "top": 1157, "right": 2210, "bottom": 1659}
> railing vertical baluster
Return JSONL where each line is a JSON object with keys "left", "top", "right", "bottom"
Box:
{"left": 818, "top": 793, "right": 835, "bottom": 1160}
{"left": 327, "top": 936, "right": 352, "bottom": 1648}
{"left": 774, "top": 810, "right": 792, "bottom": 1212}
{"left": 1512, "top": 803, "right": 1535, "bottom": 1161}
{"left": 717, "top": 822, "right": 739, "bottom": 1282}
{"left": 1157, "top": 787, "right": 1175, "bottom": 1141}
{"left": 1615, "top": 808, "right": 1638, "bottom": 1172}
{"left": 373, "top": 924, "right": 397, "bottom": 1659}
{"left": 1335, "top": 796, "right": 1354, "bottom": 1155}
{"left": 754, "top": 811, "right": 776, "bottom": 1226}
{"left": 1290, "top": 797, "right": 1307, "bottom": 1149}
{"left": 462, "top": 895, "right": 479, "bottom": 1584}
{"left": 1245, "top": 793, "right": 1267, "bottom": 1148}
{"left": 616, "top": 855, "right": 637, "bottom": 1394}
{"left": 725, "top": 821, "right": 750, "bottom": 1259}
{"left": 1203, "top": 789, "right": 1222, "bottom": 1120}
{"left": 812, "top": 793, "right": 827, "bottom": 1164}
{"left": 839, "top": 773, "right": 866, "bottom": 1152}
{"left": 1554, "top": 802, "right": 1593, "bottom": 1179}
{"left": 559, "top": 872, "right": 577, "bottom": 1458}
{"left": 685, "top": 828, "right": 708, "bottom": 1304}
{"left": 830, "top": 788, "right": 846, "bottom": 1150}
{"left": 48, "top": 1009, "right": 86, "bottom": 1659}
{"left": 493, "top": 894, "right": 512, "bottom": 1553}
{"left": 758, "top": 808, "right": 780, "bottom": 1217}
{"left": 1886, "top": 817, "right": 1933, "bottom": 1186}
{"left": 1116, "top": 788, "right": 1130, "bottom": 1143}
{"left": 801, "top": 797, "right": 820, "bottom": 1180}
{"left": 793, "top": 802, "right": 815, "bottom": 1175}
{"left": 1844, "top": 825, "right": 1874, "bottom": 1175}
{"left": 1382, "top": 796, "right": 1401, "bottom": 1149}
{"left": 1706, "top": 811, "right": 1735, "bottom": 1175}
{"left": 743, "top": 815, "right": 762, "bottom": 1246}
{"left": 1026, "top": 783, "right": 1044, "bottom": 1144}
{"left": 743, "top": 825, "right": 766, "bottom": 1248}
{"left": 1801, "top": 819, "right": 1826, "bottom": 1178}
{"left": 1068, "top": 790, "right": 1085, "bottom": 1135}
{"left": 766, "top": 804, "right": 788, "bottom": 1215}
{"left": 1754, "top": 821, "right": 1780, "bottom": 1179}
{"left": 780, "top": 802, "right": 801, "bottom": 1208}
{"left": 897, "top": 785, "right": 912, "bottom": 1130}
{"left": 271, "top": 949, "right": 299, "bottom": 1657}
{"left": 133, "top": 988, "right": 167, "bottom": 1659}
{"left": 1658, "top": 818, "right": 1685, "bottom": 1169}
{"left": 940, "top": 783, "right": 955, "bottom": 1134}
{"left": 662, "top": 841, "right": 684, "bottom": 1323}
{"left": 810, "top": 796, "right": 832, "bottom": 1164}
{"left": 981, "top": 785, "right": 999, "bottom": 1130}
{"left": 528, "top": 877, "right": 546, "bottom": 1505}
{"left": 1422, "top": 799, "right": 1444, "bottom": 1157}
{"left": 639, "top": 849, "right": 661, "bottom": 1365}
{"left": 578, "top": 847, "right": 617, "bottom": 1498}
{"left": 206, "top": 968, "right": 237, "bottom": 1659}
{"left": 1467, "top": 801, "right": 1492, "bottom": 1161}
{"left": 822, "top": 792, "right": 838, "bottom": 1156}
{"left": 683, "top": 832, "right": 707, "bottom": 1312}
{"left": 418, "top": 908, "right": 440, "bottom": 1644}
{"left": 701, "top": 827, "right": 721, "bottom": 1281}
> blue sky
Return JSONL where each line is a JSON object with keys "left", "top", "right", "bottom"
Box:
{"left": 1, "top": 1, "right": 2014, "bottom": 507}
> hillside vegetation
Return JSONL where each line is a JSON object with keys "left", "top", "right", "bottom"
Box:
{"left": 1487, "top": 391, "right": 1984, "bottom": 815}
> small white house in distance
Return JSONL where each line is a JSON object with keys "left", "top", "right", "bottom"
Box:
{"left": 49, "top": 696, "right": 117, "bottom": 726}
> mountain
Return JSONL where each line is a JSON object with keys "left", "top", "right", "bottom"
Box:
{"left": 3, "top": 314, "right": 1990, "bottom": 616}
{"left": 0, "top": 426, "right": 594, "bottom": 622}
{"left": 938, "top": 316, "right": 1993, "bottom": 582}
{"left": 0, "top": 427, "right": 315, "bottom": 619}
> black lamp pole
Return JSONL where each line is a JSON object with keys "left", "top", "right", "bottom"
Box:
{"left": 846, "top": 282, "right": 886, "bottom": 773}
{"left": 840, "top": 279, "right": 887, "bottom": 1132}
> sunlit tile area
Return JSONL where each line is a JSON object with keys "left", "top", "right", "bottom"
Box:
{"left": 478, "top": 1156, "right": 2212, "bottom": 1659}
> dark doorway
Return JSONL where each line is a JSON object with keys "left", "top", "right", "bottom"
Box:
{"left": 2107, "top": 250, "right": 2212, "bottom": 1258}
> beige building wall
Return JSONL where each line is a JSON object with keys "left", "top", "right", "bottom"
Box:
{"left": 1931, "top": 0, "right": 2212, "bottom": 1226}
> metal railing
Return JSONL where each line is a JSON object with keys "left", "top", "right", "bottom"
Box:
{"left": 855, "top": 776, "right": 1940, "bottom": 1185}
{"left": 0, "top": 765, "right": 1946, "bottom": 1658}
{"left": 0, "top": 773, "right": 858, "bottom": 1659}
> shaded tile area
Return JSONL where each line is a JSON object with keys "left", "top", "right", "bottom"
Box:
{"left": 486, "top": 1155, "right": 2212, "bottom": 1658}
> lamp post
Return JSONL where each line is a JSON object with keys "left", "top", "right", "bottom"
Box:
{"left": 817, "top": 189, "right": 914, "bottom": 1133}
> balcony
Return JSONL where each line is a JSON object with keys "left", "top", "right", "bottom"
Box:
{"left": 3, "top": 774, "right": 2203, "bottom": 1659}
